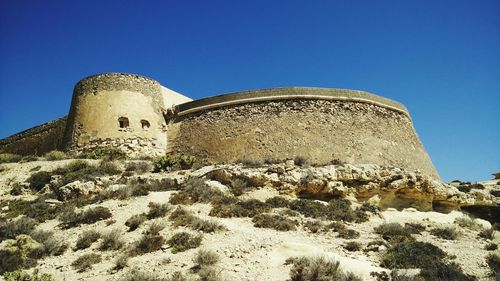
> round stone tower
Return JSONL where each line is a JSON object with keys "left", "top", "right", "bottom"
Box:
{"left": 62, "top": 73, "right": 167, "bottom": 156}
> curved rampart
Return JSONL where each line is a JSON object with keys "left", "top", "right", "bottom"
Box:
{"left": 168, "top": 87, "right": 439, "bottom": 179}
{"left": 63, "top": 73, "right": 167, "bottom": 156}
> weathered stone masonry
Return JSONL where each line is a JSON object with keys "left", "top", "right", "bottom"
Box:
{"left": 0, "top": 73, "right": 440, "bottom": 179}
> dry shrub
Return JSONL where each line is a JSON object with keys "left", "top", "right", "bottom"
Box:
{"left": 169, "top": 207, "right": 225, "bottom": 233}
{"left": 194, "top": 249, "right": 219, "bottom": 268}
{"left": 97, "top": 160, "right": 122, "bottom": 175}
{"left": 485, "top": 243, "right": 498, "bottom": 251}
{"left": 59, "top": 206, "right": 112, "bottom": 228}
{"left": 252, "top": 214, "right": 298, "bottom": 231}
{"left": 486, "top": 253, "right": 500, "bottom": 280}
{"left": 167, "top": 232, "right": 203, "bottom": 253}
{"left": 30, "top": 230, "right": 68, "bottom": 256}
{"left": 343, "top": 241, "right": 362, "bottom": 252}
{"left": 99, "top": 228, "right": 124, "bottom": 251}
{"left": 454, "top": 216, "right": 483, "bottom": 231}
{"left": 74, "top": 229, "right": 100, "bottom": 250}
{"left": 71, "top": 253, "right": 101, "bottom": 272}
{"left": 304, "top": 220, "right": 323, "bottom": 233}
{"left": 0, "top": 216, "right": 38, "bottom": 240}
{"left": 125, "top": 161, "right": 153, "bottom": 174}
{"left": 0, "top": 153, "right": 22, "bottom": 163}
{"left": 478, "top": 228, "right": 495, "bottom": 240}
{"left": 209, "top": 199, "right": 270, "bottom": 218}
{"left": 430, "top": 227, "right": 460, "bottom": 240}
{"left": 198, "top": 267, "right": 223, "bottom": 281}
{"left": 265, "top": 196, "right": 291, "bottom": 208}
{"left": 147, "top": 202, "right": 171, "bottom": 219}
{"left": 287, "top": 256, "right": 362, "bottom": 281}
{"left": 125, "top": 214, "right": 147, "bottom": 231}
{"left": 133, "top": 232, "right": 165, "bottom": 255}
{"left": 381, "top": 241, "right": 446, "bottom": 269}
{"left": 26, "top": 171, "right": 52, "bottom": 191}
{"left": 374, "top": 223, "right": 420, "bottom": 243}
{"left": 338, "top": 228, "right": 360, "bottom": 239}
{"left": 3, "top": 269, "right": 55, "bottom": 281}
{"left": 44, "top": 150, "right": 67, "bottom": 161}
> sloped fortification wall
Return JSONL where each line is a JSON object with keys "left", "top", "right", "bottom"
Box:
{"left": 0, "top": 117, "right": 67, "bottom": 155}
{"left": 168, "top": 88, "right": 439, "bottom": 179}
{"left": 63, "top": 73, "right": 168, "bottom": 157}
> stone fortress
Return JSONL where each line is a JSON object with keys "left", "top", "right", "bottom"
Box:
{"left": 0, "top": 73, "right": 440, "bottom": 179}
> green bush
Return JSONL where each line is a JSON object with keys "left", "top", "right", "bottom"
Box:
{"left": 153, "top": 154, "right": 195, "bottom": 172}
{"left": 167, "top": 232, "right": 203, "bottom": 253}
{"left": 287, "top": 256, "right": 362, "bottom": 281}
{"left": 381, "top": 241, "right": 446, "bottom": 269}
{"left": 252, "top": 214, "right": 298, "bottom": 231}
{"left": 74, "top": 230, "right": 100, "bottom": 250}
{"left": 84, "top": 147, "right": 127, "bottom": 160}
{"left": 0, "top": 153, "right": 22, "bottom": 163}
{"left": 430, "top": 227, "right": 460, "bottom": 240}
{"left": 43, "top": 151, "right": 66, "bottom": 161}
{"left": 26, "top": 171, "right": 52, "bottom": 191}
{"left": 0, "top": 235, "right": 43, "bottom": 274}
{"left": 71, "top": 253, "right": 101, "bottom": 272}
{"left": 3, "top": 269, "right": 55, "bottom": 281}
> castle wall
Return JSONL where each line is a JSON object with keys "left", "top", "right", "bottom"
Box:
{"left": 63, "top": 73, "right": 168, "bottom": 157}
{"left": 0, "top": 117, "right": 67, "bottom": 155}
{"left": 168, "top": 88, "right": 440, "bottom": 179}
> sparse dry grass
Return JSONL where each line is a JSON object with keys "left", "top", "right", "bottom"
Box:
{"left": 286, "top": 256, "right": 362, "bottom": 281}
{"left": 99, "top": 228, "right": 124, "bottom": 251}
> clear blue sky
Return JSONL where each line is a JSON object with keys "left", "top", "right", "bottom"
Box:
{"left": 0, "top": 0, "right": 498, "bottom": 182}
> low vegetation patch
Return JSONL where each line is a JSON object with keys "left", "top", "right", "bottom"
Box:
{"left": 286, "top": 256, "right": 362, "bottom": 281}
{"left": 125, "top": 214, "right": 147, "bottom": 231}
{"left": 381, "top": 241, "right": 446, "bottom": 269}
{"left": 153, "top": 154, "right": 195, "bottom": 172}
{"left": 289, "top": 198, "right": 371, "bottom": 223}
{"left": 44, "top": 150, "right": 67, "bottom": 161}
{"left": 209, "top": 199, "right": 271, "bottom": 218}
{"left": 303, "top": 220, "right": 323, "bottom": 233}
{"left": 167, "top": 232, "right": 203, "bottom": 253}
{"left": 265, "top": 196, "right": 291, "bottom": 208}
{"left": 343, "top": 241, "right": 362, "bottom": 252}
{"left": 0, "top": 216, "right": 38, "bottom": 240}
{"left": 252, "top": 214, "right": 298, "bottom": 231}
{"left": 486, "top": 253, "right": 500, "bottom": 279}
{"left": 0, "top": 153, "right": 22, "bottom": 163}
{"left": 419, "top": 262, "right": 477, "bottom": 281}
{"left": 133, "top": 232, "right": 165, "bottom": 255}
{"left": 99, "top": 228, "right": 124, "bottom": 251}
{"left": 30, "top": 230, "right": 68, "bottom": 256}
{"left": 71, "top": 253, "right": 102, "bottom": 272}
{"left": 430, "top": 226, "right": 460, "bottom": 240}
{"left": 169, "top": 207, "right": 225, "bottom": 233}
{"left": 485, "top": 243, "right": 498, "bottom": 251}
{"left": 26, "top": 171, "right": 52, "bottom": 191}
{"left": 0, "top": 235, "right": 43, "bottom": 273}
{"left": 125, "top": 161, "right": 152, "bottom": 174}
{"left": 3, "top": 269, "right": 55, "bottom": 281}
{"left": 454, "top": 216, "right": 483, "bottom": 231}
{"left": 147, "top": 202, "right": 171, "bottom": 219}
{"left": 338, "top": 228, "right": 360, "bottom": 239}
{"left": 193, "top": 249, "right": 219, "bottom": 268}
{"left": 59, "top": 206, "right": 112, "bottom": 228}
{"left": 374, "top": 223, "right": 421, "bottom": 243}
{"left": 74, "top": 230, "right": 100, "bottom": 250}
{"left": 478, "top": 228, "right": 495, "bottom": 240}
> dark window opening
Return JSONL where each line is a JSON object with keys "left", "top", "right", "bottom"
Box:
{"left": 118, "top": 117, "right": 129, "bottom": 128}
{"left": 141, "top": 120, "right": 150, "bottom": 129}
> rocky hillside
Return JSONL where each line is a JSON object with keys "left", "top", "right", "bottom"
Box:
{"left": 0, "top": 155, "right": 499, "bottom": 280}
